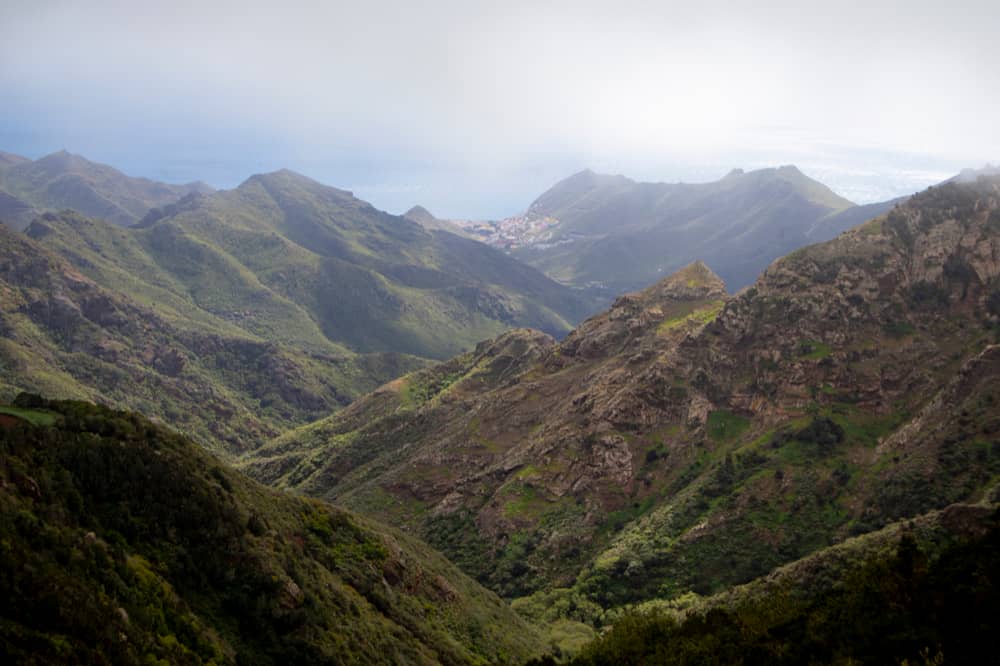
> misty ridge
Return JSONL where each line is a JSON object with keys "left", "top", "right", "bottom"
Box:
{"left": 2, "top": 1, "right": 1000, "bottom": 665}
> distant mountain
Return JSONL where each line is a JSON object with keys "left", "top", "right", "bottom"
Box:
{"left": 0, "top": 153, "right": 596, "bottom": 452}
{"left": 470, "top": 166, "right": 898, "bottom": 297}
{"left": 403, "top": 205, "right": 475, "bottom": 238}
{"left": 0, "top": 151, "right": 29, "bottom": 167}
{"left": 0, "top": 218, "right": 424, "bottom": 454}
{"left": 34, "top": 168, "right": 593, "bottom": 361}
{"left": 950, "top": 163, "right": 1000, "bottom": 183}
{"left": 244, "top": 176, "right": 1000, "bottom": 620}
{"left": 0, "top": 150, "right": 212, "bottom": 230}
{"left": 0, "top": 396, "right": 545, "bottom": 664}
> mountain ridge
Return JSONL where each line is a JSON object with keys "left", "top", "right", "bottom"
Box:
{"left": 26, "top": 164, "right": 594, "bottom": 362}
{"left": 0, "top": 151, "right": 601, "bottom": 455}
{"left": 455, "top": 164, "right": 893, "bottom": 298}
{"left": 0, "top": 150, "right": 213, "bottom": 230}
{"left": 244, "top": 176, "right": 1000, "bottom": 618}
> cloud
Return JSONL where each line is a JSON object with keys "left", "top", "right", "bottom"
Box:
{"left": 1, "top": 0, "right": 997, "bottom": 215}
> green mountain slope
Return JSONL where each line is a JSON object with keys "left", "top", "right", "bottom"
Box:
{"left": 504, "top": 166, "right": 895, "bottom": 295}
{"left": 0, "top": 396, "right": 545, "bottom": 665}
{"left": 35, "top": 167, "right": 593, "bottom": 360}
{"left": 244, "top": 177, "right": 1000, "bottom": 615}
{"left": 0, "top": 150, "right": 212, "bottom": 230}
{"left": 564, "top": 499, "right": 1000, "bottom": 665}
{"left": 0, "top": 220, "right": 423, "bottom": 454}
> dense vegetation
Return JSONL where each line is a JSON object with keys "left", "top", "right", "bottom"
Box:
{"left": 559, "top": 503, "right": 1000, "bottom": 665}
{"left": 0, "top": 395, "right": 544, "bottom": 664}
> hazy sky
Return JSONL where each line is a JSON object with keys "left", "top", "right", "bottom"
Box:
{"left": 2, "top": 0, "right": 998, "bottom": 217}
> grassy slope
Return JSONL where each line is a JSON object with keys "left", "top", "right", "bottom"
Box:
{"left": 0, "top": 220, "right": 425, "bottom": 454}
{"left": 0, "top": 396, "right": 545, "bottom": 665}
{"left": 34, "top": 169, "right": 593, "bottom": 362}
{"left": 160, "top": 172, "right": 589, "bottom": 358}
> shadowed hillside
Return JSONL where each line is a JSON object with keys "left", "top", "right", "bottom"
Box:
{"left": 0, "top": 396, "right": 545, "bottom": 665}
{"left": 561, "top": 499, "right": 1000, "bottom": 665}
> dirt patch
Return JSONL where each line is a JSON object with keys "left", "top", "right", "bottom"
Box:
{"left": 0, "top": 414, "right": 22, "bottom": 429}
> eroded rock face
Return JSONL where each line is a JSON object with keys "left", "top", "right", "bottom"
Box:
{"left": 248, "top": 177, "right": 1000, "bottom": 600}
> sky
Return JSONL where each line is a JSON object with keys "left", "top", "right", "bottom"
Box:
{"left": 2, "top": 0, "right": 998, "bottom": 218}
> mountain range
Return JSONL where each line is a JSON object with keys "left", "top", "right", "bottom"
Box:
{"left": 243, "top": 175, "right": 1000, "bottom": 646}
{"left": 434, "top": 166, "right": 900, "bottom": 298}
{"left": 0, "top": 157, "right": 600, "bottom": 452}
{"left": 3, "top": 146, "right": 1000, "bottom": 663}
{"left": 0, "top": 150, "right": 213, "bottom": 230}
{"left": 25, "top": 167, "right": 593, "bottom": 360}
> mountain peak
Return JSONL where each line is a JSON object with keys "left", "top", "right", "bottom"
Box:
{"left": 403, "top": 205, "right": 436, "bottom": 223}
{"left": 952, "top": 164, "right": 1000, "bottom": 183}
{"left": 567, "top": 168, "right": 630, "bottom": 183}
{"left": 238, "top": 169, "right": 355, "bottom": 199}
{"left": 747, "top": 164, "right": 855, "bottom": 208}
{"left": 35, "top": 149, "right": 93, "bottom": 172}
{"left": 643, "top": 260, "right": 727, "bottom": 301}
{"left": 528, "top": 169, "right": 634, "bottom": 214}
{"left": 241, "top": 168, "right": 312, "bottom": 184}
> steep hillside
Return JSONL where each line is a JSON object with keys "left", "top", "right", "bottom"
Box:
{"left": 244, "top": 177, "right": 1000, "bottom": 613}
{"left": 0, "top": 220, "right": 423, "bottom": 454}
{"left": 0, "top": 396, "right": 544, "bottom": 665}
{"left": 0, "top": 150, "right": 212, "bottom": 230}
{"left": 563, "top": 499, "right": 1000, "bottom": 664}
{"left": 34, "top": 168, "right": 593, "bottom": 360}
{"left": 0, "top": 190, "right": 35, "bottom": 231}
{"left": 483, "top": 166, "right": 896, "bottom": 296}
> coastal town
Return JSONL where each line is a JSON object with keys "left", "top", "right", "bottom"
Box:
{"left": 455, "top": 213, "right": 562, "bottom": 249}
